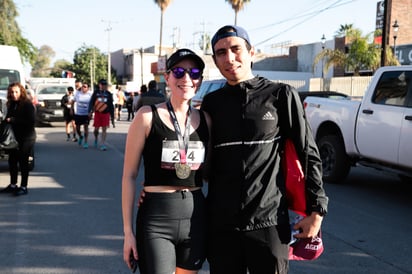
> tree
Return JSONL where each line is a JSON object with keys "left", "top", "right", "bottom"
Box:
{"left": 0, "top": 0, "right": 37, "bottom": 65}
{"left": 335, "top": 24, "right": 354, "bottom": 38}
{"left": 225, "top": 0, "right": 250, "bottom": 25}
{"left": 154, "top": 0, "right": 173, "bottom": 56}
{"left": 72, "top": 44, "right": 116, "bottom": 87}
{"left": 31, "top": 45, "right": 55, "bottom": 77}
{"left": 50, "top": 59, "right": 73, "bottom": 78}
{"left": 313, "top": 26, "right": 398, "bottom": 76}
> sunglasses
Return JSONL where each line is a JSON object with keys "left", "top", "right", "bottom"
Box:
{"left": 168, "top": 67, "right": 202, "bottom": 80}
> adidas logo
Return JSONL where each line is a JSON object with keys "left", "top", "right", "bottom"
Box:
{"left": 262, "top": 111, "right": 275, "bottom": 120}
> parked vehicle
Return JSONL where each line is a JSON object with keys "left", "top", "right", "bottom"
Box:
{"left": 304, "top": 66, "right": 412, "bottom": 183}
{"left": 0, "top": 45, "right": 26, "bottom": 118}
{"left": 191, "top": 79, "right": 226, "bottom": 108}
{"left": 27, "top": 78, "right": 75, "bottom": 124}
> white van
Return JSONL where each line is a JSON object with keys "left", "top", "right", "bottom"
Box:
{"left": 0, "top": 45, "right": 26, "bottom": 117}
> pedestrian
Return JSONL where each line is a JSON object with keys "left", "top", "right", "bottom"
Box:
{"left": 0, "top": 82, "right": 36, "bottom": 196}
{"left": 73, "top": 82, "right": 92, "bottom": 149}
{"left": 61, "top": 86, "right": 77, "bottom": 142}
{"left": 201, "top": 25, "right": 329, "bottom": 274}
{"left": 134, "top": 79, "right": 165, "bottom": 111}
{"left": 74, "top": 80, "right": 82, "bottom": 92}
{"left": 122, "top": 48, "right": 211, "bottom": 274}
{"left": 89, "top": 79, "right": 115, "bottom": 151}
{"left": 125, "top": 92, "right": 134, "bottom": 121}
{"left": 115, "top": 85, "right": 125, "bottom": 121}
{"left": 133, "top": 85, "right": 146, "bottom": 113}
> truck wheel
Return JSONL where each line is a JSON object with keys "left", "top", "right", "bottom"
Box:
{"left": 318, "top": 135, "right": 350, "bottom": 183}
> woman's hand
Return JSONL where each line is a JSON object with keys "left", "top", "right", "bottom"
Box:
{"left": 123, "top": 232, "right": 138, "bottom": 271}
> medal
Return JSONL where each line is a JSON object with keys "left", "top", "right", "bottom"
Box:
{"left": 175, "top": 163, "right": 191, "bottom": 179}
{"left": 166, "top": 100, "right": 192, "bottom": 180}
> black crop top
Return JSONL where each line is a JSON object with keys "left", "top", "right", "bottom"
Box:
{"left": 142, "top": 105, "right": 209, "bottom": 187}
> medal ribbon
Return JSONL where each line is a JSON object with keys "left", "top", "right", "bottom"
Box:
{"left": 166, "top": 100, "right": 191, "bottom": 164}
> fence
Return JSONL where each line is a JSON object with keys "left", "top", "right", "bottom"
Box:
{"left": 309, "top": 76, "right": 373, "bottom": 96}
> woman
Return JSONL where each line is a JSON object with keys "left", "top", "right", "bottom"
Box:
{"left": 0, "top": 82, "right": 36, "bottom": 196}
{"left": 122, "top": 48, "right": 211, "bottom": 274}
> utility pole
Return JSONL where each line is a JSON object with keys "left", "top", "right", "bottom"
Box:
{"left": 380, "top": 0, "right": 392, "bottom": 67}
{"left": 102, "top": 20, "right": 114, "bottom": 84}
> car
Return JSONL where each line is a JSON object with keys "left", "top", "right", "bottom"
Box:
{"left": 191, "top": 79, "right": 226, "bottom": 108}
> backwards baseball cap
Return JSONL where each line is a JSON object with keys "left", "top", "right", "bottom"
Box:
{"left": 166, "top": 48, "right": 205, "bottom": 71}
{"left": 289, "top": 230, "right": 324, "bottom": 261}
{"left": 99, "top": 79, "right": 108, "bottom": 85}
{"left": 211, "top": 25, "right": 251, "bottom": 54}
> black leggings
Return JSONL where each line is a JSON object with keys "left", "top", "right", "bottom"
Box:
{"left": 136, "top": 189, "right": 206, "bottom": 274}
{"left": 8, "top": 139, "right": 35, "bottom": 187}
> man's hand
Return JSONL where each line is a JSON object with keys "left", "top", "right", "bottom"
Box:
{"left": 293, "top": 212, "right": 323, "bottom": 239}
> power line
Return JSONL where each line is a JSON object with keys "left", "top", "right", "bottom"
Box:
{"left": 253, "top": 0, "right": 357, "bottom": 47}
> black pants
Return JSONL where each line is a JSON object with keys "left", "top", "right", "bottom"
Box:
{"left": 127, "top": 107, "right": 134, "bottom": 120}
{"left": 8, "top": 139, "right": 35, "bottom": 187}
{"left": 207, "top": 224, "right": 290, "bottom": 274}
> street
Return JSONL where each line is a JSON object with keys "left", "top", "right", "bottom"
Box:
{"left": 0, "top": 113, "right": 411, "bottom": 274}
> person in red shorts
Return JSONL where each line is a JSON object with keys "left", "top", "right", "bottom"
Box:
{"left": 88, "top": 79, "right": 115, "bottom": 151}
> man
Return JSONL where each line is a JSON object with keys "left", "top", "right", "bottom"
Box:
{"left": 134, "top": 80, "right": 165, "bottom": 110}
{"left": 73, "top": 82, "right": 92, "bottom": 149}
{"left": 89, "top": 79, "right": 115, "bottom": 151}
{"left": 201, "top": 25, "right": 328, "bottom": 274}
{"left": 74, "top": 80, "right": 82, "bottom": 92}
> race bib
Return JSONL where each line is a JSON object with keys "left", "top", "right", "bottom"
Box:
{"left": 161, "top": 140, "right": 205, "bottom": 170}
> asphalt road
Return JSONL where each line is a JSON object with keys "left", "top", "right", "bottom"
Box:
{"left": 0, "top": 113, "right": 411, "bottom": 274}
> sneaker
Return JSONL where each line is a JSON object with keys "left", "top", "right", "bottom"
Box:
{"left": 100, "top": 145, "right": 107, "bottom": 151}
{"left": 72, "top": 137, "right": 78, "bottom": 142}
{"left": 14, "top": 187, "right": 28, "bottom": 196}
{"left": 0, "top": 184, "right": 18, "bottom": 194}
{"left": 66, "top": 137, "right": 70, "bottom": 141}
{"left": 94, "top": 140, "right": 98, "bottom": 148}
{"left": 78, "top": 136, "right": 83, "bottom": 146}
{"left": 83, "top": 143, "right": 89, "bottom": 149}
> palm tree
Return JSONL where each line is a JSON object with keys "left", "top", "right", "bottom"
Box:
{"left": 335, "top": 24, "right": 354, "bottom": 38}
{"left": 225, "top": 0, "right": 251, "bottom": 25}
{"left": 154, "top": 0, "right": 173, "bottom": 56}
{"left": 313, "top": 27, "right": 393, "bottom": 76}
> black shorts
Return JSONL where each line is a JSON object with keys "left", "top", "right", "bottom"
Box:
{"left": 207, "top": 224, "right": 290, "bottom": 274}
{"left": 136, "top": 189, "right": 206, "bottom": 274}
{"left": 74, "top": 115, "right": 89, "bottom": 126}
{"left": 63, "top": 109, "right": 74, "bottom": 123}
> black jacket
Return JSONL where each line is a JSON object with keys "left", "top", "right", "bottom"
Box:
{"left": 6, "top": 100, "right": 36, "bottom": 143}
{"left": 201, "top": 76, "right": 328, "bottom": 231}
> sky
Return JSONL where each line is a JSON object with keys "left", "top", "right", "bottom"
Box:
{"left": 14, "top": 0, "right": 379, "bottom": 64}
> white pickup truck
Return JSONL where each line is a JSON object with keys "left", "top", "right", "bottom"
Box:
{"left": 304, "top": 66, "right": 412, "bottom": 183}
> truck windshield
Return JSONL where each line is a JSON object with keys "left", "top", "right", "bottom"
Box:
{"left": 0, "top": 69, "right": 21, "bottom": 90}
{"left": 37, "top": 86, "right": 69, "bottom": 95}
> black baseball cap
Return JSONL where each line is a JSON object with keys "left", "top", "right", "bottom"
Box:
{"left": 166, "top": 48, "right": 205, "bottom": 71}
{"left": 211, "top": 25, "right": 251, "bottom": 54}
{"left": 99, "top": 79, "right": 108, "bottom": 85}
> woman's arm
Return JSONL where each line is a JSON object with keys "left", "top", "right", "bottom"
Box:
{"left": 121, "top": 105, "right": 152, "bottom": 268}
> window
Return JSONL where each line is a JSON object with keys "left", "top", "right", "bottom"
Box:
{"left": 372, "top": 71, "right": 411, "bottom": 107}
